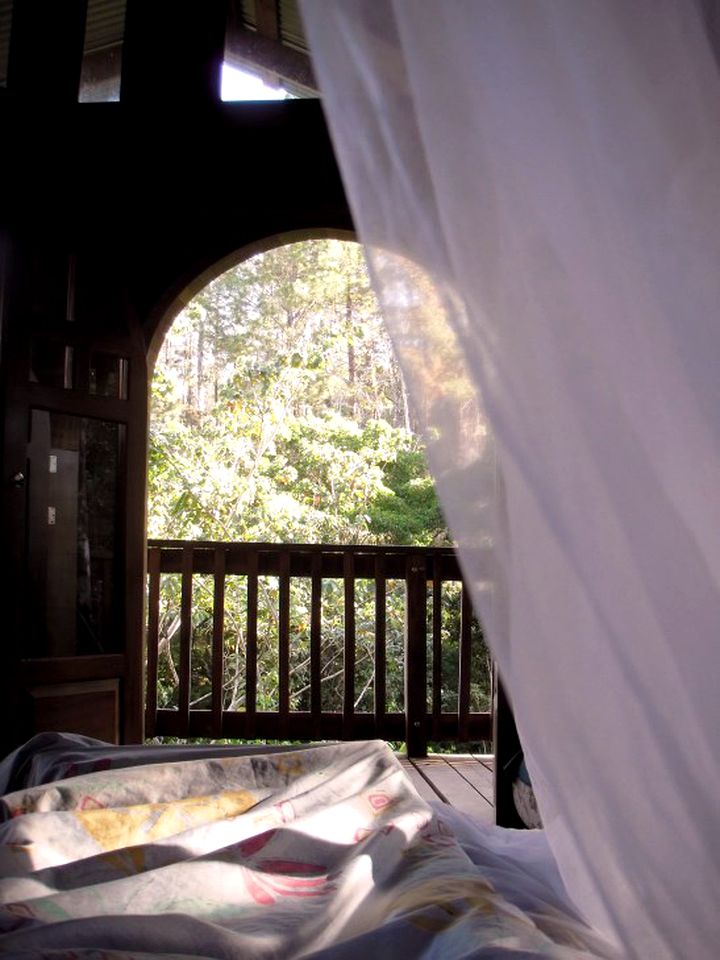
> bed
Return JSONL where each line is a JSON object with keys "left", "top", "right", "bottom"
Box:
{"left": 0, "top": 734, "right": 617, "bottom": 959}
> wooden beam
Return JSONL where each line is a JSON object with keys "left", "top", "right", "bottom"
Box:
{"left": 6, "top": 0, "right": 88, "bottom": 103}
{"left": 121, "top": 0, "right": 227, "bottom": 105}
{"left": 153, "top": 708, "right": 491, "bottom": 743}
{"left": 225, "top": 26, "right": 317, "bottom": 94}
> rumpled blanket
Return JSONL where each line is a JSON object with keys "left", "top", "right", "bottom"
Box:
{"left": 0, "top": 736, "right": 617, "bottom": 959}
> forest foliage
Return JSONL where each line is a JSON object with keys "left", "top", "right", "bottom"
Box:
{"left": 148, "top": 240, "right": 490, "bottom": 725}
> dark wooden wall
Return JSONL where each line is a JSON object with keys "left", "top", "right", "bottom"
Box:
{"left": 0, "top": 0, "right": 352, "bottom": 754}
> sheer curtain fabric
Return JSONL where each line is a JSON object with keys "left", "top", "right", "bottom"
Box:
{"left": 300, "top": 2, "right": 720, "bottom": 957}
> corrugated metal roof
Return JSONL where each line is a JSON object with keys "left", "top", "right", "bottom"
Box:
{"left": 239, "top": 0, "right": 258, "bottom": 32}
{"left": 279, "top": 0, "right": 306, "bottom": 54}
{"left": 235, "top": 0, "right": 309, "bottom": 55}
{"left": 84, "top": 0, "right": 127, "bottom": 54}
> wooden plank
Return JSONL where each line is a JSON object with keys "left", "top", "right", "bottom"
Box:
{"left": 405, "top": 556, "right": 427, "bottom": 757}
{"left": 343, "top": 551, "right": 355, "bottom": 734}
{"left": 144, "top": 546, "right": 161, "bottom": 736}
{"left": 442, "top": 755, "right": 494, "bottom": 805}
{"left": 153, "top": 709, "right": 489, "bottom": 745}
{"left": 178, "top": 544, "right": 194, "bottom": 735}
{"left": 458, "top": 583, "right": 472, "bottom": 742}
{"left": 147, "top": 540, "right": 462, "bottom": 582}
{"left": 29, "top": 680, "right": 119, "bottom": 744}
{"left": 411, "top": 756, "right": 494, "bottom": 823}
{"left": 211, "top": 547, "right": 226, "bottom": 736}
{"left": 374, "top": 554, "right": 386, "bottom": 736}
{"left": 245, "top": 549, "right": 258, "bottom": 736}
{"left": 27, "top": 383, "right": 132, "bottom": 424}
{"left": 310, "top": 552, "right": 322, "bottom": 735}
{"left": 20, "top": 654, "right": 125, "bottom": 685}
{"left": 397, "top": 756, "right": 443, "bottom": 805}
{"left": 155, "top": 708, "right": 407, "bottom": 742}
{"left": 278, "top": 550, "right": 290, "bottom": 733}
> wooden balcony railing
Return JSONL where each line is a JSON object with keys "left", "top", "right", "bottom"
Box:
{"left": 145, "top": 540, "right": 492, "bottom": 756}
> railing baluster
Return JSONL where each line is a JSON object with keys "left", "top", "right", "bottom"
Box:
{"left": 245, "top": 548, "right": 258, "bottom": 737}
{"left": 178, "top": 544, "right": 194, "bottom": 736}
{"left": 211, "top": 547, "right": 226, "bottom": 737}
{"left": 374, "top": 554, "right": 386, "bottom": 738}
{"left": 343, "top": 551, "right": 355, "bottom": 736}
{"left": 458, "top": 582, "right": 473, "bottom": 742}
{"left": 278, "top": 550, "right": 291, "bottom": 735}
{"left": 145, "top": 545, "right": 161, "bottom": 737}
{"left": 146, "top": 540, "right": 491, "bottom": 748}
{"left": 405, "top": 555, "right": 428, "bottom": 757}
{"left": 432, "top": 555, "right": 443, "bottom": 742}
{"left": 310, "top": 552, "right": 322, "bottom": 736}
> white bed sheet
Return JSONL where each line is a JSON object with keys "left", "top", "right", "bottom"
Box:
{"left": 0, "top": 735, "right": 617, "bottom": 959}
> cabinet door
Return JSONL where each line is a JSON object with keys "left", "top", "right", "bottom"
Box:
{"left": 1, "top": 242, "right": 148, "bottom": 752}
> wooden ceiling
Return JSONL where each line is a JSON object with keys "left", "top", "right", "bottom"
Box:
{"left": 0, "top": 0, "right": 316, "bottom": 97}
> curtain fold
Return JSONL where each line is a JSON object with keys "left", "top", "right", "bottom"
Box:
{"left": 300, "top": 2, "right": 720, "bottom": 957}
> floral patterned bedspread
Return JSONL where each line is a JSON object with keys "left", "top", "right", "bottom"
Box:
{"left": 0, "top": 738, "right": 614, "bottom": 959}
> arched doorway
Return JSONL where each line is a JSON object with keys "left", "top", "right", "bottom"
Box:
{"left": 144, "top": 237, "right": 491, "bottom": 754}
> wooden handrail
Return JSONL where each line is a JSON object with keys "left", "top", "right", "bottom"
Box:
{"left": 145, "top": 539, "right": 492, "bottom": 756}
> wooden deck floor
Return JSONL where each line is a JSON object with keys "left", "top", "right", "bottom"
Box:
{"left": 398, "top": 753, "right": 495, "bottom": 824}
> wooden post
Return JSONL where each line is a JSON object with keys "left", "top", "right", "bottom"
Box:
{"left": 405, "top": 555, "right": 427, "bottom": 757}
{"left": 458, "top": 584, "right": 472, "bottom": 742}
{"left": 493, "top": 671, "right": 526, "bottom": 828}
{"left": 374, "top": 554, "right": 386, "bottom": 739}
{"left": 211, "top": 547, "right": 226, "bottom": 737}
{"left": 178, "top": 545, "right": 194, "bottom": 736}
{"left": 431, "top": 556, "right": 443, "bottom": 741}
{"left": 245, "top": 549, "right": 258, "bottom": 738}
{"left": 278, "top": 550, "right": 290, "bottom": 736}
{"left": 343, "top": 551, "right": 356, "bottom": 737}
{"left": 144, "top": 546, "right": 161, "bottom": 737}
{"left": 310, "top": 552, "right": 322, "bottom": 737}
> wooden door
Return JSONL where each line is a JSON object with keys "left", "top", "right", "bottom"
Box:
{"left": 0, "top": 239, "right": 148, "bottom": 753}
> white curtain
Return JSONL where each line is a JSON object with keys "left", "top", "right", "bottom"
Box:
{"left": 300, "top": 2, "right": 720, "bottom": 957}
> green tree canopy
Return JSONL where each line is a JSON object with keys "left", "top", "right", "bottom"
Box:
{"left": 149, "top": 239, "right": 447, "bottom": 547}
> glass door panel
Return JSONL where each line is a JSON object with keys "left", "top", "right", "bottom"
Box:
{"left": 27, "top": 410, "right": 125, "bottom": 657}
